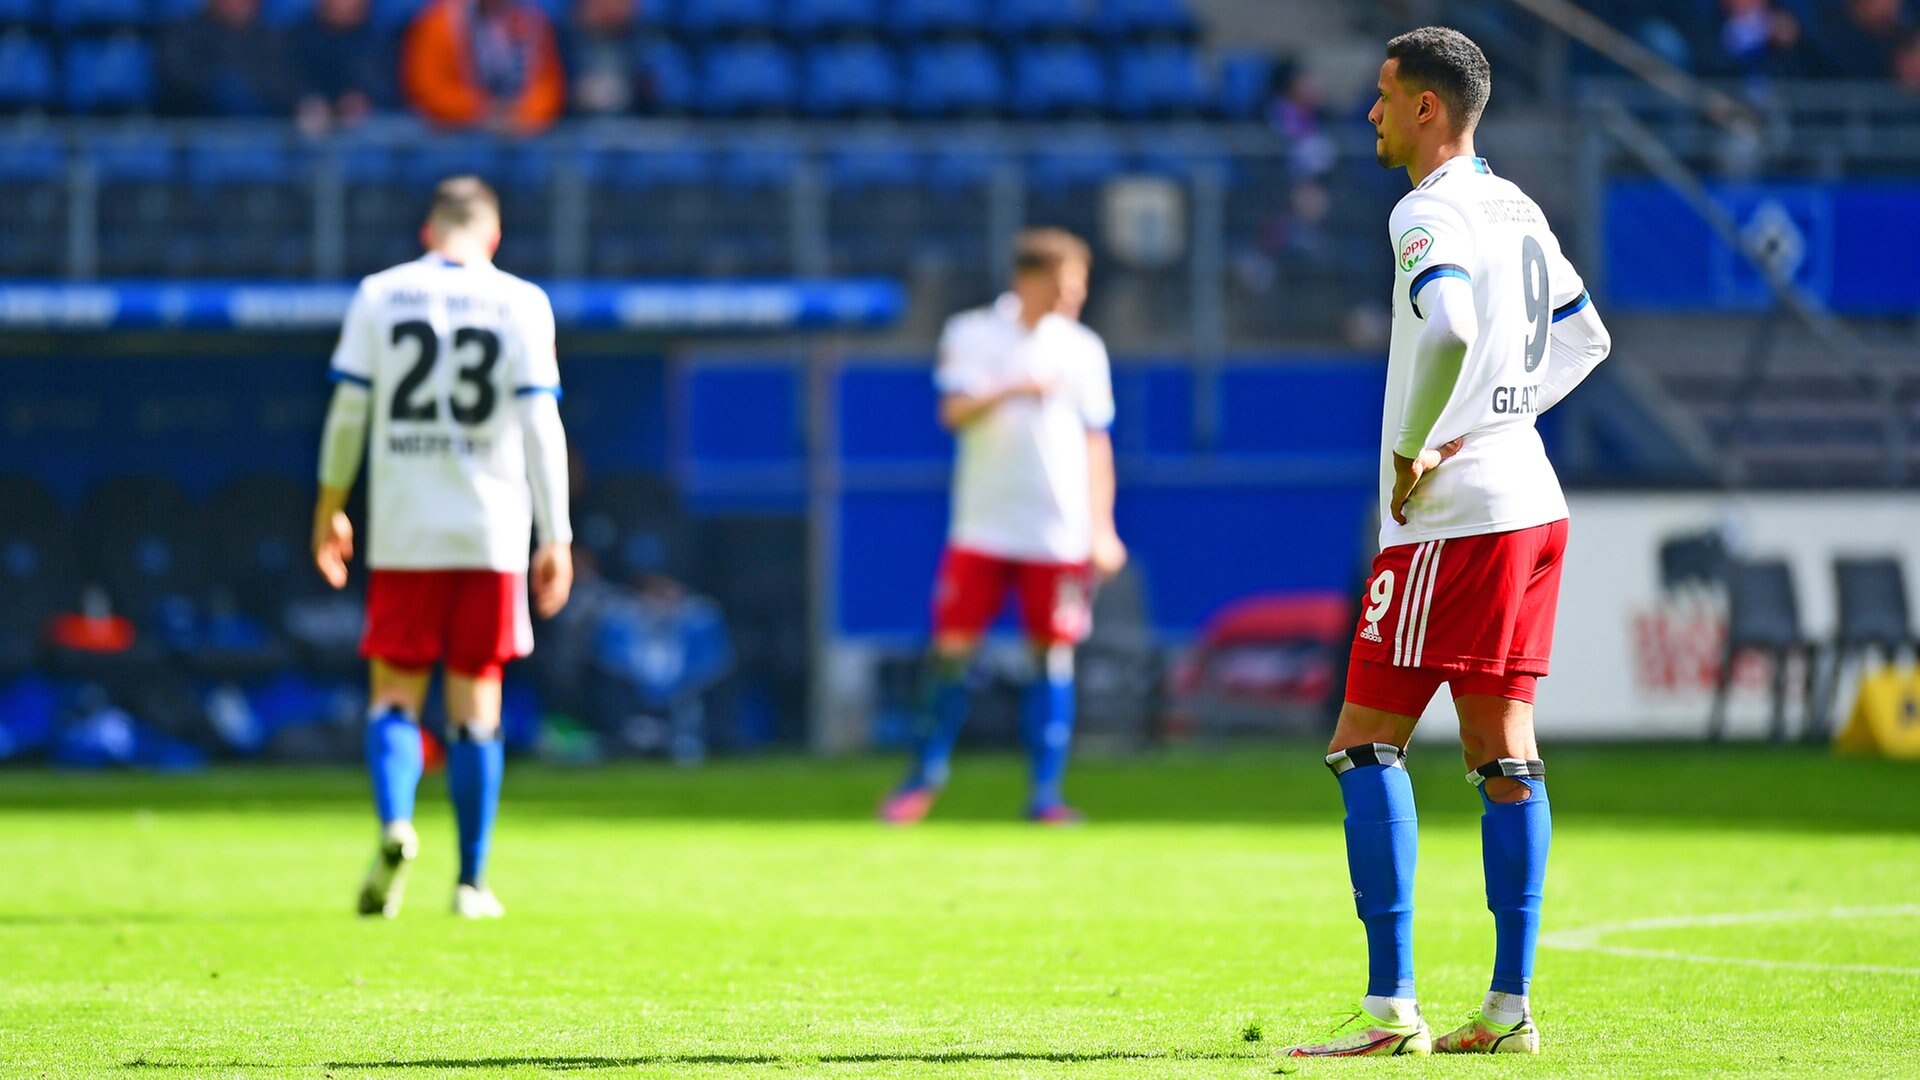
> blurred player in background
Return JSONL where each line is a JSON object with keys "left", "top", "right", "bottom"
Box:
{"left": 1282, "top": 28, "right": 1612, "bottom": 1058}
{"left": 880, "top": 229, "right": 1125, "bottom": 824}
{"left": 312, "top": 176, "right": 573, "bottom": 919}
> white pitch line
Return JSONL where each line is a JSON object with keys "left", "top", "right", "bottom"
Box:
{"left": 1541, "top": 904, "right": 1920, "bottom": 977}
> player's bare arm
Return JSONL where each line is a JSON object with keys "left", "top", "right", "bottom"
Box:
{"left": 1086, "top": 428, "right": 1126, "bottom": 577}
{"left": 313, "top": 378, "right": 371, "bottom": 588}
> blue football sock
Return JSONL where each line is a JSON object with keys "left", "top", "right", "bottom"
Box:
{"left": 364, "top": 707, "right": 422, "bottom": 828}
{"left": 448, "top": 728, "right": 504, "bottom": 888}
{"left": 1480, "top": 775, "right": 1551, "bottom": 997}
{"left": 906, "top": 657, "right": 970, "bottom": 790}
{"left": 1330, "top": 744, "right": 1418, "bottom": 1001}
{"left": 1021, "top": 653, "right": 1075, "bottom": 810}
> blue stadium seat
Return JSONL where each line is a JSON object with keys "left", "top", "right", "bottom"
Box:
{"left": 1027, "top": 133, "right": 1124, "bottom": 189}
{"left": 1099, "top": 0, "right": 1198, "bottom": 38}
{"left": 802, "top": 41, "right": 898, "bottom": 117}
{"left": 152, "top": 0, "right": 205, "bottom": 21}
{"left": 635, "top": 38, "right": 694, "bottom": 114}
{"left": 1011, "top": 43, "right": 1108, "bottom": 118}
{"left": 1215, "top": 50, "right": 1273, "bottom": 121}
{"left": 260, "top": 0, "right": 315, "bottom": 27}
{"left": 184, "top": 137, "right": 297, "bottom": 186}
{"left": 0, "top": 0, "right": 43, "bottom": 24}
{"left": 0, "top": 34, "right": 57, "bottom": 111}
{"left": 591, "top": 145, "right": 710, "bottom": 190}
{"left": 370, "top": 0, "right": 429, "bottom": 30}
{"left": 698, "top": 42, "right": 797, "bottom": 116}
{"left": 904, "top": 41, "right": 1004, "bottom": 117}
{"left": 1112, "top": 44, "right": 1209, "bottom": 118}
{"left": 994, "top": 0, "right": 1099, "bottom": 38}
{"left": 785, "top": 0, "right": 882, "bottom": 37}
{"left": 927, "top": 137, "right": 1007, "bottom": 190}
{"left": 64, "top": 36, "right": 156, "bottom": 113}
{"left": 715, "top": 138, "right": 799, "bottom": 189}
{"left": 0, "top": 135, "right": 65, "bottom": 181}
{"left": 826, "top": 140, "right": 920, "bottom": 190}
{"left": 1134, "top": 130, "right": 1230, "bottom": 180}
{"left": 890, "top": 0, "right": 987, "bottom": 38}
{"left": 677, "top": 0, "right": 777, "bottom": 38}
{"left": 51, "top": 0, "right": 148, "bottom": 33}
{"left": 83, "top": 132, "right": 176, "bottom": 181}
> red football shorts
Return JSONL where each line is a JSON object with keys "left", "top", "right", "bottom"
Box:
{"left": 1345, "top": 519, "right": 1569, "bottom": 717}
{"left": 932, "top": 546, "right": 1093, "bottom": 645}
{"left": 361, "top": 569, "right": 532, "bottom": 681}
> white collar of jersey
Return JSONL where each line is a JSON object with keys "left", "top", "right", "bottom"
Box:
{"left": 419, "top": 253, "right": 494, "bottom": 270}
{"left": 1417, "top": 155, "right": 1492, "bottom": 190}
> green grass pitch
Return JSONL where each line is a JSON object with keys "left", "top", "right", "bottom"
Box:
{"left": 2, "top": 746, "right": 1916, "bottom": 1079}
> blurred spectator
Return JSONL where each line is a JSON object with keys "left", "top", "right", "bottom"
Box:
{"left": 295, "top": 0, "right": 395, "bottom": 136}
{"left": 1896, "top": 30, "right": 1920, "bottom": 90}
{"left": 1265, "top": 66, "right": 1334, "bottom": 181}
{"left": 566, "top": 0, "right": 640, "bottom": 117}
{"left": 402, "top": 0, "right": 565, "bottom": 135}
{"left": 158, "top": 0, "right": 295, "bottom": 118}
{"left": 1812, "top": 0, "right": 1913, "bottom": 78}
{"left": 1698, "top": 0, "right": 1804, "bottom": 80}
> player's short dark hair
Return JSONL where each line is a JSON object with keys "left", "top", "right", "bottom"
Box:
{"left": 1012, "top": 227, "right": 1092, "bottom": 276}
{"left": 427, "top": 175, "right": 500, "bottom": 230}
{"left": 1386, "top": 26, "right": 1491, "bottom": 133}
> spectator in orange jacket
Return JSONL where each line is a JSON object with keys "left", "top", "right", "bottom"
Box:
{"left": 402, "top": 0, "right": 565, "bottom": 135}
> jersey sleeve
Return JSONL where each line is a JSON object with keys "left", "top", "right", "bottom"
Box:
{"left": 327, "top": 281, "right": 377, "bottom": 388}
{"left": 1545, "top": 231, "right": 1591, "bottom": 325}
{"left": 933, "top": 314, "right": 992, "bottom": 396}
{"left": 1077, "top": 331, "right": 1115, "bottom": 431}
{"left": 510, "top": 284, "right": 561, "bottom": 399}
{"left": 1390, "top": 194, "right": 1477, "bottom": 321}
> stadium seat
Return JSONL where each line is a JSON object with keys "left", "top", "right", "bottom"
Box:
{"left": 1011, "top": 43, "right": 1108, "bottom": 117}
{"left": 0, "top": 34, "right": 57, "bottom": 111}
{"left": 260, "top": 0, "right": 315, "bottom": 27}
{"left": 826, "top": 140, "right": 927, "bottom": 272}
{"left": 50, "top": 0, "right": 148, "bottom": 34}
{"left": 1709, "top": 559, "right": 1817, "bottom": 744}
{"left": 1027, "top": 132, "right": 1125, "bottom": 189}
{"left": 152, "top": 0, "right": 205, "bottom": 21}
{"left": 993, "top": 0, "right": 1099, "bottom": 39}
{"left": 926, "top": 136, "right": 1006, "bottom": 190}
{"left": 181, "top": 136, "right": 310, "bottom": 276}
{"left": 1134, "top": 130, "right": 1229, "bottom": 180}
{"left": 1214, "top": 49, "right": 1274, "bottom": 121}
{"left": 784, "top": 0, "right": 883, "bottom": 38}
{"left": 0, "top": 0, "right": 43, "bottom": 25}
{"left": 1816, "top": 557, "right": 1918, "bottom": 735}
{"left": 904, "top": 41, "right": 1004, "bottom": 117}
{"left": 370, "top": 0, "right": 429, "bottom": 30}
{"left": 676, "top": 0, "right": 777, "bottom": 38}
{"left": 1099, "top": 0, "right": 1198, "bottom": 39}
{"left": 84, "top": 131, "right": 175, "bottom": 182}
{"left": 63, "top": 36, "right": 156, "bottom": 113}
{"left": 634, "top": 38, "right": 694, "bottom": 114}
{"left": 593, "top": 144, "right": 711, "bottom": 190}
{"left": 0, "top": 134, "right": 65, "bottom": 182}
{"left": 585, "top": 144, "right": 715, "bottom": 276}
{"left": 801, "top": 41, "right": 899, "bottom": 117}
{"left": 889, "top": 0, "right": 988, "bottom": 38}
{"left": 184, "top": 137, "right": 298, "bottom": 186}
{"left": 698, "top": 42, "right": 797, "bottom": 117}
{"left": 1112, "top": 44, "right": 1210, "bottom": 118}
{"left": 0, "top": 476, "right": 74, "bottom": 680}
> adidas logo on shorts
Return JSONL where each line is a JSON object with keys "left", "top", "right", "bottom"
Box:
{"left": 1360, "top": 621, "right": 1383, "bottom": 643}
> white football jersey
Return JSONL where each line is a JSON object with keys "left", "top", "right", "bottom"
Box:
{"left": 1379, "top": 155, "right": 1589, "bottom": 549}
{"left": 938, "top": 293, "right": 1115, "bottom": 564}
{"left": 329, "top": 254, "right": 561, "bottom": 571}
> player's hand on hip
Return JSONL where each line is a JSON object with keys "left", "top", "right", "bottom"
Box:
{"left": 312, "top": 509, "right": 353, "bottom": 589}
{"left": 1091, "top": 529, "right": 1128, "bottom": 578}
{"left": 1389, "top": 439, "right": 1464, "bottom": 525}
{"left": 1390, "top": 450, "right": 1441, "bottom": 525}
{"left": 531, "top": 542, "right": 574, "bottom": 618}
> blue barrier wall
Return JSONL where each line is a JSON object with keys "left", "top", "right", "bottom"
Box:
{"left": 1605, "top": 180, "right": 1920, "bottom": 315}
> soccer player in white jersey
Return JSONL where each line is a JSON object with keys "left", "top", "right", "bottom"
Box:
{"left": 311, "top": 176, "right": 573, "bottom": 919}
{"left": 880, "top": 228, "right": 1126, "bottom": 824}
{"left": 1282, "top": 28, "right": 1613, "bottom": 1058}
